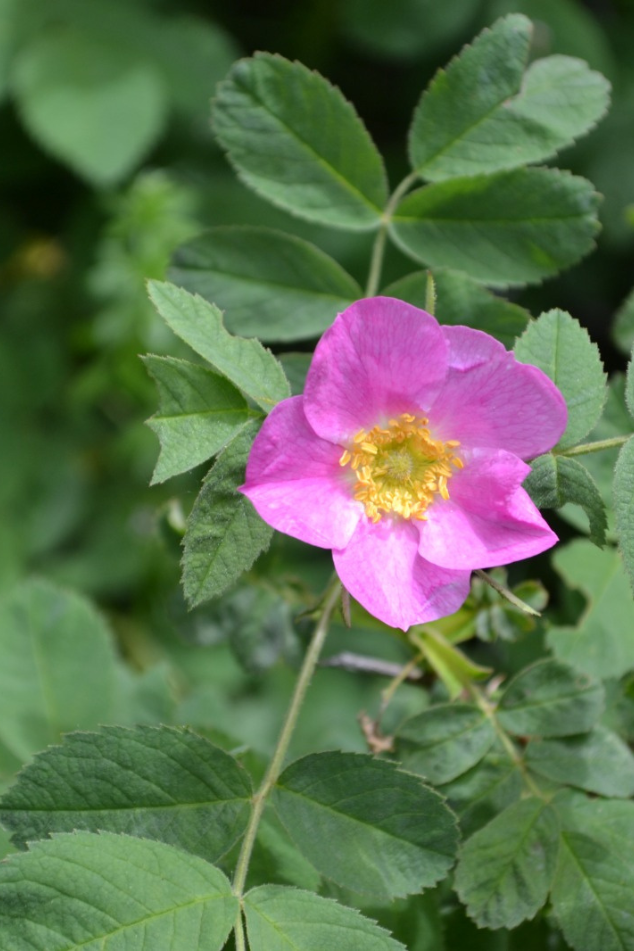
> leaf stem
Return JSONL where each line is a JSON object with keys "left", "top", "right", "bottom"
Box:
{"left": 556, "top": 435, "right": 630, "bottom": 457}
{"left": 474, "top": 569, "right": 541, "bottom": 617}
{"left": 365, "top": 171, "right": 420, "bottom": 297}
{"left": 466, "top": 682, "right": 546, "bottom": 800}
{"left": 231, "top": 575, "right": 342, "bottom": 946}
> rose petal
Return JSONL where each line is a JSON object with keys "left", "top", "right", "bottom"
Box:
{"left": 418, "top": 448, "right": 558, "bottom": 569}
{"left": 333, "top": 517, "right": 471, "bottom": 630}
{"left": 304, "top": 297, "right": 448, "bottom": 443}
{"left": 241, "top": 396, "right": 361, "bottom": 548}
{"left": 428, "top": 325, "right": 567, "bottom": 459}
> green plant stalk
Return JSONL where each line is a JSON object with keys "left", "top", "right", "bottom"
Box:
{"left": 474, "top": 569, "right": 540, "bottom": 617}
{"left": 467, "top": 682, "right": 546, "bottom": 800}
{"left": 556, "top": 435, "right": 630, "bottom": 457}
{"left": 365, "top": 171, "right": 420, "bottom": 296}
{"left": 232, "top": 575, "right": 343, "bottom": 949}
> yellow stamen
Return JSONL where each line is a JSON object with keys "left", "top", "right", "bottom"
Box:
{"left": 338, "top": 413, "right": 463, "bottom": 523}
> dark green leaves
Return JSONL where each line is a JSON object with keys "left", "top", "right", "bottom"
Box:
{"left": 454, "top": 797, "right": 559, "bottom": 929}
{"left": 515, "top": 309, "right": 607, "bottom": 450}
{"left": 271, "top": 751, "right": 458, "bottom": 899}
{"left": 213, "top": 53, "right": 388, "bottom": 229}
{"left": 552, "top": 797, "right": 634, "bottom": 951}
{"left": 526, "top": 726, "right": 634, "bottom": 797}
{"left": 0, "top": 726, "right": 252, "bottom": 860}
{"left": 524, "top": 454, "right": 607, "bottom": 547}
{"left": 0, "top": 832, "right": 237, "bottom": 950}
{"left": 182, "top": 424, "right": 273, "bottom": 607}
{"left": 169, "top": 227, "right": 361, "bottom": 342}
{"left": 497, "top": 660, "right": 605, "bottom": 737}
{"left": 390, "top": 169, "right": 600, "bottom": 286}
{"left": 396, "top": 704, "right": 496, "bottom": 784}
{"left": 144, "top": 355, "right": 251, "bottom": 484}
{"left": 409, "top": 15, "right": 610, "bottom": 181}
{"left": 148, "top": 280, "right": 290, "bottom": 412}
{"left": 244, "top": 885, "right": 406, "bottom": 951}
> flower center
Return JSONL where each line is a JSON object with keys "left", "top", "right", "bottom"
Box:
{"left": 339, "top": 413, "right": 463, "bottom": 523}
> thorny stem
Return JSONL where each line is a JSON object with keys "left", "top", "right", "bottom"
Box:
{"left": 365, "top": 171, "right": 420, "bottom": 297}
{"left": 466, "top": 682, "right": 546, "bottom": 800}
{"left": 232, "top": 576, "right": 342, "bottom": 950}
{"left": 475, "top": 569, "right": 541, "bottom": 617}
{"left": 556, "top": 435, "right": 630, "bottom": 457}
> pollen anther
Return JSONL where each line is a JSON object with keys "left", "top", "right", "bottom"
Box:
{"left": 339, "top": 413, "right": 463, "bottom": 523}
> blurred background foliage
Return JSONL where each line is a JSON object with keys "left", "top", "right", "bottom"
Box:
{"left": 2, "top": 0, "right": 634, "bottom": 816}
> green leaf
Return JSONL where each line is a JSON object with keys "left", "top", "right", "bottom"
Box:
{"left": 12, "top": 25, "right": 167, "bottom": 185}
{"left": 514, "top": 308, "right": 607, "bottom": 449}
{"left": 551, "top": 795, "right": 634, "bottom": 951}
{"left": 612, "top": 287, "right": 634, "bottom": 356}
{"left": 390, "top": 168, "right": 600, "bottom": 287}
{"left": 626, "top": 350, "right": 634, "bottom": 421}
{"left": 212, "top": 52, "right": 388, "bottom": 230}
{"left": 497, "top": 659, "right": 604, "bottom": 737}
{"left": 278, "top": 353, "right": 312, "bottom": 396}
{"left": 0, "top": 579, "right": 117, "bottom": 764}
{"left": 409, "top": 15, "right": 610, "bottom": 181}
{"left": 439, "top": 747, "right": 523, "bottom": 837}
{"left": 383, "top": 268, "right": 530, "bottom": 347}
{"left": 183, "top": 424, "right": 273, "bottom": 607}
{"left": 526, "top": 725, "right": 634, "bottom": 797}
{"left": 523, "top": 454, "right": 607, "bottom": 547}
{"left": 251, "top": 811, "right": 322, "bottom": 891}
{"left": 395, "top": 703, "right": 496, "bottom": 784}
{"left": 168, "top": 227, "right": 361, "bottom": 342}
{"left": 454, "top": 797, "right": 559, "bottom": 929}
{"left": 244, "top": 884, "right": 407, "bottom": 951}
{"left": 271, "top": 751, "right": 458, "bottom": 899}
{"left": 143, "top": 355, "right": 251, "bottom": 484}
{"left": 414, "top": 627, "right": 491, "bottom": 700}
{"left": 549, "top": 540, "right": 634, "bottom": 679}
{"left": 614, "top": 436, "right": 634, "bottom": 595}
{"left": 148, "top": 280, "right": 290, "bottom": 412}
{"left": 0, "top": 726, "right": 252, "bottom": 861}
{"left": 0, "top": 832, "right": 237, "bottom": 950}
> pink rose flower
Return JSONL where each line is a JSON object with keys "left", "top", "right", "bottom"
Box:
{"left": 240, "top": 298, "right": 567, "bottom": 630}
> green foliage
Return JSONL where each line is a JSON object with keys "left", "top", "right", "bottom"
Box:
{"left": 395, "top": 704, "right": 496, "bottom": 784}
{"left": 0, "top": 832, "right": 237, "bottom": 950}
{"left": 614, "top": 437, "right": 634, "bottom": 594}
{"left": 523, "top": 454, "right": 607, "bottom": 547}
{"left": 497, "top": 659, "right": 605, "bottom": 737}
{"left": 12, "top": 25, "right": 167, "bottom": 185}
{"left": 612, "top": 288, "right": 634, "bottom": 356}
{"left": 515, "top": 309, "right": 607, "bottom": 450}
{"left": 169, "top": 227, "right": 361, "bottom": 342}
{"left": 244, "top": 885, "right": 407, "bottom": 950}
{"left": 551, "top": 795, "right": 634, "bottom": 951}
{"left": 144, "top": 355, "right": 251, "bottom": 484}
{"left": 409, "top": 15, "right": 610, "bottom": 181}
{"left": 340, "top": 0, "right": 475, "bottom": 61}
{"left": 549, "top": 541, "right": 634, "bottom": 679}
{"left": 0, "top": 726, "right": 252, "bottom": 860}
{"left": 213, "top": 53, "right": 389, "bottom": 230}
{"left": 390, "top": 169, "right": 600, "bottom": 286}
{"left": 0, "top": 579, "right": 118, "bottom": 764}
{"left": 526, "top": 726, "right": 634, "bottom": 797}
{"left": 383, "top": 269, "right": 530, "bottom": 347}
{"left": 271, "top": 752, "right": 458, "bottom": 899}
{"left": 454, "top": 797, "right": 559, "bottom": 929}
{"left": 148, "top": 281, "right": 290, "bottom": 412}
{"left": 439, "top": 748, "right": 523, "bottom": 837}
{"left": 182, "top": 424, "right": 274, "bottom": 607}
